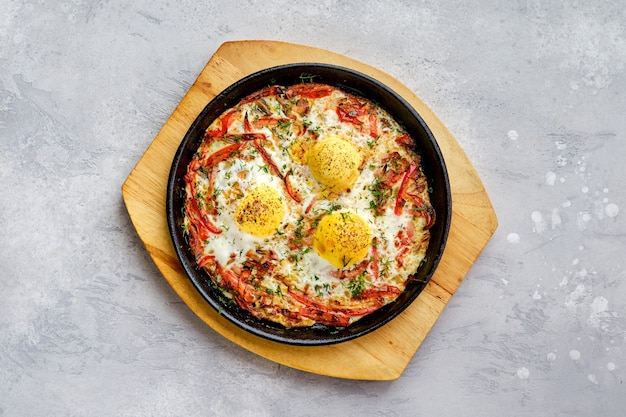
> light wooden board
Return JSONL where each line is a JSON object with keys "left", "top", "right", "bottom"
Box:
{"left": 122, "top": 40, "right": 497, "bottom": 380}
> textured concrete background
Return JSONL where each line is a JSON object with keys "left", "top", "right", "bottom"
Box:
{"left": 1, "top": 1, "right": 625, "bottom": 416}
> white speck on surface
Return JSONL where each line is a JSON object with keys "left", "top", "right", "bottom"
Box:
{"left": 517, "top": 367, "right": 530, "bottom": 379}
{"left": 572, "top": 258, "right": 579, "bottom": 265}
{"left": 582, "top": 186, "right": 589, "bottom": 193}
{"left": 532, "top": 211, "right": 547, "bottom": 233}
{"left": 532, "top": 290, "right": 542, "bottom": 300}
{"left": 565, "top": 284, "right": 586, "bottom": 309}
{"left": 560, "top": 177, "right": 566, "bottom": 183}
{"left": 607, "top": 362, "right": 616, "bottom": 371}
{"left": 555, "top": 140, "right": 567, "bottom": 150}
{"left": 559, "top": 276, "right": 569, "bottom": 287}
{"left": 562, "top": 200, "right": 572, "bottom": 208}
{"left": 507, "top": 233, "right": 520, "bottom": 244}
{"left": 546, "top": 171, "right": 556, "bottom": 185}
{"left": 507, "top": 130, "right": 519, "bottom": 140}
{"left": 547, "top": 352, "right": 557, "bottom": 361}
{"left": 569, "top": 350, "right": 581, "bottom": 360}
{"left": 603, "top": 197, "right": 609, "bottom": 203}
{"left": 588, "top": 296, "right": 614, "bottom": 331}
{"left": 501, "top": 278, "right": 509, "bottom": 285}
{"left": 556, "top": 156, "right": 567, "bottom": 167}
{"left": 551, "top": 208, "right": 562, "bottom": 229}
{"left": 603, "top": 188, "right": 609, "bottom": 193}
{"left": 588, "top": 374, "right": 598, "bottom": 384}
{"left": 605, "top": 203, "right": 619, "bottom": 218}
{"left": 578, "top": 211, "right": 592, "bottom": 227}
{"left": 590, "top": 296, "right": 608, "bottom": 314}
{"left": 579, "top": 245, "right": 585, "bottom": 251}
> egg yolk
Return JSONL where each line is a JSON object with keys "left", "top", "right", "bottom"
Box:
{"left": 307, "top": 136, "right": 362, "bottom": 192}
{"left": 313, "top": 212, "right": 372, "bottom": 268}
{"left": 234, "top": 185, "right": 285, "bottom": 237}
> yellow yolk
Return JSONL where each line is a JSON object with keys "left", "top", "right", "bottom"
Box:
{"left": 313, "top": 212, "right": 372, "bottom": 268}
{"left": 234, "top": 185, "right": 285, "bottom": 237}
{"left": 307, "top": 136, "right": 362, "bottom": 192}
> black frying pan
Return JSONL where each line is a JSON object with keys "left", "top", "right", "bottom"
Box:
{"left": 166, "top": 63, "right": 451, "bottom": 345}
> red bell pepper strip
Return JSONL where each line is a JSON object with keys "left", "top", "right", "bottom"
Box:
{"left": 202, "top": 142, "right": 244, "bottom": 168}
{"left": 221, "top": 133, "right": 267, "bottom": 143}
{"left": 285, "top": 83, "right": 334, "bottom": 99}
{"left": 407, "top": 193, "right": 436, "bottom": 230}
{"left": 394, "top": 161, "right": 417, "bottom": 215}
{"left": 252, "top": 140, "right": 302, "bottom": 203}
{"left": 253, "top": 116, "right": 287, "bottom": 128}
{"left": 358, "top": 285, "right": 401, "bottom": 300}
{"left": 252, "top": 141, "right": 282, "bottom": 178}
{"left": 215, "top": 262, "right": 256, "bottom": 304}
{"left": 395, "top": 133, "right": 414, "bottom": 147}
{"left": 243, "top": 112, "right": 253, "bottom": 133}
{"left": 185, "top": 197, "right": 222, "bottom": 236}
{"left": 289, "top": 290, "right": 380, "bottom": 321}
{"left": 206, "top": 109, "right": 238, "bottom": 138}
{"left": 239, "top": 85, "right": 282, "bottom": 104}
{"left": 299, "top": 306, "right": 350, "bottom": 327}
{"left": 368, "top": 113, "right": 378, "bottom": 138}
{"left": 197, "top": 254, "right": 215, "bottom": 269}
{"left": 283, "top": 170, "right": 302, "bottom": 203}
{"left": 370, "top": 238, "right": 380, "bottom": 281}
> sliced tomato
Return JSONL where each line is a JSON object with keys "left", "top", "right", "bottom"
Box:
{"left": 336, "top": 97, "right": 367, "bottom": 125}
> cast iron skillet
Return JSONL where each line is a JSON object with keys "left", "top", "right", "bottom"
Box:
{"left": 166, "top": 63, "right": 451, "bottom": 346}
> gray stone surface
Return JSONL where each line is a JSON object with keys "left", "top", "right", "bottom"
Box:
{"left": 1, "top": 1, "right": 625, "bottom": 416}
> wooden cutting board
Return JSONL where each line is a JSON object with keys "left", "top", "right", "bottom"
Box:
{"left": 122, "top": 40, "right": 497, "bottom": 380}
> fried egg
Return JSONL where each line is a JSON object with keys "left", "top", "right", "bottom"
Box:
{"left": 314, "top": 211, "right": 371, "bottom": 268}
{"left": 307, "top": 135, "right": 363, "bottom": 192}
{"left": 234, "top": 185, "right": 285, "bottom": 237}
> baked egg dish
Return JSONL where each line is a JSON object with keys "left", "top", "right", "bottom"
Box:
{"left": 182, "top": 82, "right": 435, "bottom": 327}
